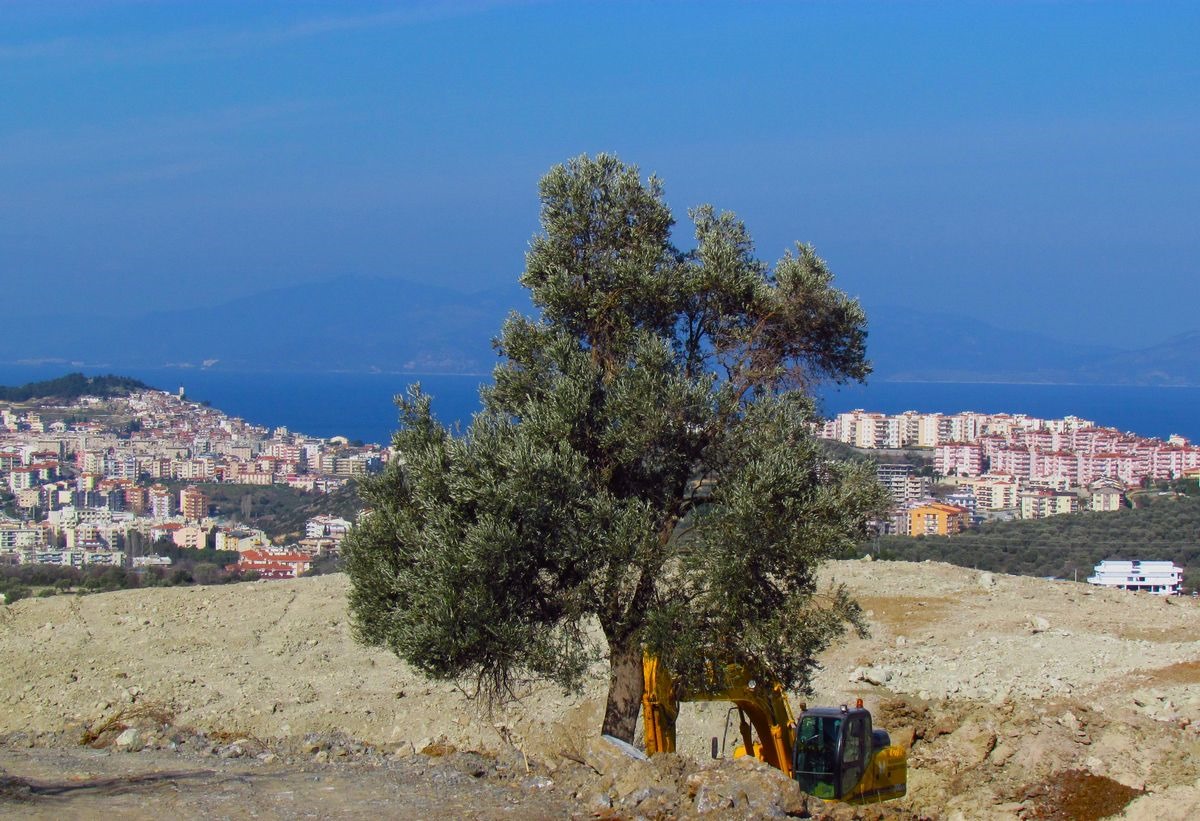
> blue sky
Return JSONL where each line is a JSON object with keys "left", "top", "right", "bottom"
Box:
{"left": 2, "top": 1, "right": 1197, "bottom": 345}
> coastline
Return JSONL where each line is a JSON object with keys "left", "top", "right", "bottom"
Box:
{"left": 4, "top": 365, "right": 1199, "bottom": 445}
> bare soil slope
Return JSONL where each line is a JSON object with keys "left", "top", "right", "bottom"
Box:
{"left": 1, "top": 560, "right": 1198, "bottom": 819}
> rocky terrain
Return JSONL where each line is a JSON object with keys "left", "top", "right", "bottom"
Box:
{"left": 1, "top": 560, "right": 1199, "bottom": 819}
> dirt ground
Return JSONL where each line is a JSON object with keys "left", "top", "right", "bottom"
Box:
{"left": 0, "top": 742, "right": 581, "bottom": 820}
{"left": 2, "top": 560, "right": 1199, "bottom": 819}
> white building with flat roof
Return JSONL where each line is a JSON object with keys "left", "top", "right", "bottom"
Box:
{"left": 1087, "top": 560, "right": 1183, "bottom": 596}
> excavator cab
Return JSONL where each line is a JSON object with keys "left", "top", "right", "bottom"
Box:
{"left": 792, "top": 704, "right": 906, "bottom": 804}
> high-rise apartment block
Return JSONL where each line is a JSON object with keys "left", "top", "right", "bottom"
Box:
{"left": 180, "top": 486, "right": 208, "bottom": 522}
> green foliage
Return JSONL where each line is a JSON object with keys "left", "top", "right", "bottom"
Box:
{"left": 344, "top": 155, "right": 885, "bottom": 735}
{"left": 0, "top": 582, "right": 31, "bottom": 604}
{"left": 644, "top": 396, "right": 881, "bottom": 690}
{"left": 299, "top": 552, "right": 342, "bottom": 577}
{"left": 149, "top": 541, "right": 240, "bottom": 568}
{"left": 181, "top": 481, "right": 361, "bottom": 541}
{"left": 1138, "top": 479, "right": 1200, "bottom": 500}
{"left": 79, "top": 566, "right": 134, "bottom": 592}
{"left": 0, "top": 372, "right": 151, "bottom": 402}
{"left": 0, "top": 544, "right": 250, "bottom": 594}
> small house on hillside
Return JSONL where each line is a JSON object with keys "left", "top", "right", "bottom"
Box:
{"left": 1086, "top": 560, "right": 1182, "bottom": 596}
{"left": 231, "top": 548, "right": 313, "bottom": 579}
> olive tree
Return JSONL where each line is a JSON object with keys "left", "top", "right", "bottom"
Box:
{"left": 343, "top": 154, "right": 886, "bottom": 741}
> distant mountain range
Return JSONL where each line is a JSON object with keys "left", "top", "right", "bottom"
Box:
{"left": 4, "top": 276, "right": 1198, "bottom": 385}
{"left": 865, "top": 308, "right": 1200, "bottom": 386}
{"left": 5, "top": 276, "right": 528, "bottom": 375}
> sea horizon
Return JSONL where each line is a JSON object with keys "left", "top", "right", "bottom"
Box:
{"left": 1, "top": 363, "right": 1197, "bottom": 447}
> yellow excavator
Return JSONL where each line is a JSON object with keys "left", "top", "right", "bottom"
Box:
{"left": 642, "top": 655, "right": 907, "bottom": 804}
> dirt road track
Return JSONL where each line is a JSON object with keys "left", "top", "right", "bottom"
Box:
{"left": 0, "top": 745, "right": 578, "bottom": 820}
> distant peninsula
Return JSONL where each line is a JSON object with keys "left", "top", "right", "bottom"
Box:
{"left": 0, "top": 373, "right": 153, "bottom": 402}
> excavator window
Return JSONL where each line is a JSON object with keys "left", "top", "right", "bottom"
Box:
{"left": 840, "top": 715, "right": 867, "bottom": 797}
{"left": 792, "top": 715, "right": 841, "bottom": 799}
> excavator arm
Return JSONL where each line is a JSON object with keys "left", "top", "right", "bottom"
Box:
{"left": 643, "top": 653, "right": 907, "bottom": 804}
{"left": 642, "top": 654, "right": 797, "bottom": 776}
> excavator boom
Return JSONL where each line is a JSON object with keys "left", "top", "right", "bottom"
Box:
{"left": 643, "top": 655, "right": 796, "bottom": 775}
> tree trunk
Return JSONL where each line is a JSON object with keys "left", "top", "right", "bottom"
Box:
{"left": 601, "top": 635, "right": 644, "bottom": 742}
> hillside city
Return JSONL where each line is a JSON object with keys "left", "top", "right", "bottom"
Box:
{"left": 0, "top": 387, "right": 386, "bottom": 579}
{"left": 822, "top": 409, "right": 1200, "bottom": 537}
{"left": 4, "top": 388, "right": 1198, "bottom": 590}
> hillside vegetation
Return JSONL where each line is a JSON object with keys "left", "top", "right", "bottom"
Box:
{"left": 863, "top": 491, "right": 1200, "bottom": 587}
{"left": 0, "top": 372, "right": 152, "bottom": 402}
{"left": 0, "top": 546, "right": 249, "bottom": 604}
{"left": 193, "top": 481, "right": 361, "bottom": 541}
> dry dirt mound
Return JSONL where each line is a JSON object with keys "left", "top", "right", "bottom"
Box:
{"left": 1, "top": 560, "right": 1198, "bottom": 818}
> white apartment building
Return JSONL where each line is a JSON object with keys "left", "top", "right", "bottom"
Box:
{"left": 934, "top": 443, "right": 983, "bottom": 477}
{"left": 959, "top": 474, "right": 1020, "bottom": 511}
{"left": 1089, "top": 487, "right": 1124, "bottom": 512}
{"left": 916, "top": 414, "right": 941, "bottom": 448}
{"left": 1087, "top": 560, "right": 1183, "bottom": 596}
{"left": 305, "top": 515, "right": 352, "bottom": 540}
{"left": 16, "top": 549, "right": 124, "bottom": 567}
{"left": 0, "top": 522, "right": 47, "bottom": 549}
{"left": 1018, "top": 490, "right": 1079, "bottom": 520}
{"left": 875, "top": 464, "right": 932, "bottom": 507}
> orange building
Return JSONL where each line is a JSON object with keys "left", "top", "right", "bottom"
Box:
{"left": 906, "top": 502, "right": 970, "bottom": 537}
{"left": 180, "top": 486, "right": 208, "bottom": 522}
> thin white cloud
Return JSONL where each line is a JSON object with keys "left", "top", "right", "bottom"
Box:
{"left": 0, "top": 0, "right": 543, "bottom": 64}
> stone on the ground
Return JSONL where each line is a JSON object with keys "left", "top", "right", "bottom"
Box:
{"left": 114, "top": 727, "right": 142, "bottom": 752}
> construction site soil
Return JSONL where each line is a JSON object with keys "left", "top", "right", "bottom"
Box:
{"left": 2, "top": 560, "right": 1199, "bottom": 819}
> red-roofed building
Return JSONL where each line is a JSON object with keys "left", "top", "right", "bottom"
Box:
{"left": 150, "top": 521, "right": 184, "bottom": 542}
{"left": 232, "top": 549, "right": 313, "bottom": 579}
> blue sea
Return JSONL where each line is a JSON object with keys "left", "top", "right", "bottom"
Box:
{"left": 1, "top": 364, "right": 1198, "bottom": 447}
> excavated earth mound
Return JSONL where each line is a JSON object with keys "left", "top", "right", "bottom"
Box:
{"left": 1, "top": 560, "right": 1198, "bottom": 819}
